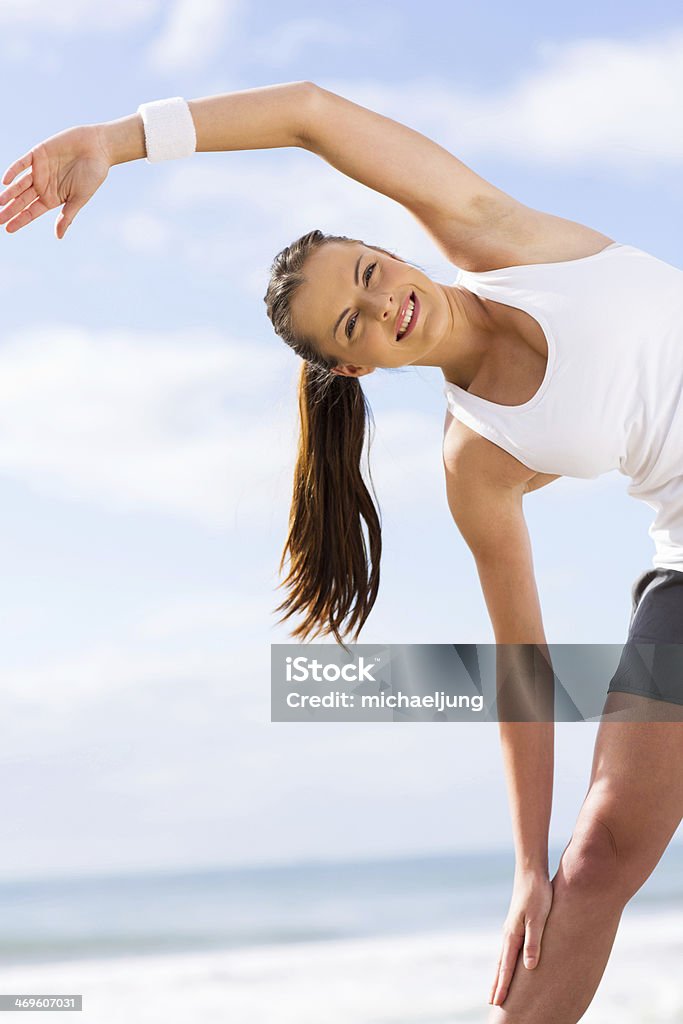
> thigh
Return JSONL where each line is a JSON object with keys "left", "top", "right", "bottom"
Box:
{"left": 577, "top": 719, "right": 683, "bottom": 895}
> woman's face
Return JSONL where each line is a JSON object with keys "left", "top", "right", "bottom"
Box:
{"left": 289, "top": 241, "right": 449, "bottom": 378}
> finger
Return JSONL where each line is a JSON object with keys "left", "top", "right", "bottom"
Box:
{"left": 489, "top": 947, "right": 504, "bottom": 1003}
{"left": 55, "top": 194, "right": 88, "bottom": 239}
{"left": 492, "top": 965, "right": 515, "bottom": 1005}
{"left": 524, "top": 922, "right": 544, "bottom": 969}
{"left": 0, "top": 183, "right": 38, "bottom": 226}
{"left": 0, "top": 172, "right": 33, "bottom": 208}
{"left": 489, "top": 968, "right": 500, "bottom": 1003}
{"left": 1, "top": 152, "right": 33, "bottom": 187}
{"left": 4, "top": 196, "right": 49, "bottom": 234}
{"left": 492, "top": 933, "right": 512, "bottom": 988}
{"left": 492, "top": 937, "right": 523, "bottom": 1006}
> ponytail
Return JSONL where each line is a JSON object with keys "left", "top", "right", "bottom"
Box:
{"left": 274, "top": 359, "right": 382, "bottom": 650}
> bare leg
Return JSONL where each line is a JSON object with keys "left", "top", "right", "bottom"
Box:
{"left": 487, "top": 693, "right": 683, "bottom": 1024}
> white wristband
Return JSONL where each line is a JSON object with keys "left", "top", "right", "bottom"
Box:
{"left": 137, "top": 97, "right": 197, "bottom": 163}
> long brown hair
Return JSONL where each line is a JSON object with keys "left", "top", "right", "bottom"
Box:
{"left": 263, "top": 228, "right": 415, "bottom": 649}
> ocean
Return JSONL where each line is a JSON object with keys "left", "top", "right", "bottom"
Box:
{"left": 0, "top": 843, "right": 681, "bottom": 1022}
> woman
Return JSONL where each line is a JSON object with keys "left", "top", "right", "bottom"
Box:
{"left": 2, "top": 82, "right": 682, "bottom": 1022}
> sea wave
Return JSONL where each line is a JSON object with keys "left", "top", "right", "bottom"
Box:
{"left": 0, "top": 909, "right": 680, "bottom": 1024}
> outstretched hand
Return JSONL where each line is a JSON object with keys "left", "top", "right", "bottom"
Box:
{"left": 489, "top": 869, "right": 553, "bottom": 1007}
{"left": 0, "top": 125, "right": 111, "bottom": 239}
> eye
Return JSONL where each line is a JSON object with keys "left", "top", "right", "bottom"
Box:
{"left": 346, "top": 262, "right": 377, "bottom": 339}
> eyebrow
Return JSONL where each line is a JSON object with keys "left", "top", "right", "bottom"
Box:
{"left": 332, "top": 253, "right": 363, "bottom": 342}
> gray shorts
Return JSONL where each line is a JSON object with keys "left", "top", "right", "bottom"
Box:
{"left": 607, "top": 567, "right": 683, "bottom": 706}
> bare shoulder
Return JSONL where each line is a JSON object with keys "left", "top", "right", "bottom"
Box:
{"left": 447, "top": 199, "right": 615, "bottom": 273}
{"left": 442, "top": 411, "right": 562, "bottom": 496}
{"left": 442, "top": 411, "right": 535, "bottom": 490}
{"left": 441, "top": 413, "right": 534, "bottom": 567}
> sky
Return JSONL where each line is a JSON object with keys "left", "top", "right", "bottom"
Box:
{"left": 1, "top": 0, "right": 682, "bottom": 880}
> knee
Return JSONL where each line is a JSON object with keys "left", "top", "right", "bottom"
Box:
{"left": 556, "top": 817, "right": 621, "bottom": 898}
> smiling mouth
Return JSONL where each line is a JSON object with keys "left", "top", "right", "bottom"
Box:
{"left": 396, "top": 292, "right": 419, "bottom": 340}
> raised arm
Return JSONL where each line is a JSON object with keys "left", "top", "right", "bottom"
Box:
{"left": 443, "top": 423, "right": 554, "bottom": 1006}
{"left": 1, "top": 78, "right": 530, "bottom": 255}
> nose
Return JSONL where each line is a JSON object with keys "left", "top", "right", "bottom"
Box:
{"left": 365, "top": 290, "right": 394, "bottom": 323}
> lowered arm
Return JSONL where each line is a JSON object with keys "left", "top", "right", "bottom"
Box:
{"left": 443, "top": 430, "right": 554, "bottom": 874}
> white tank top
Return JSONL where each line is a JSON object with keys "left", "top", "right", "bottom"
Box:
{"left": 443, "top": 241, "right": 683, "bottom": 570}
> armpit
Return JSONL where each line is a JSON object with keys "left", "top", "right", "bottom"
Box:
{"left": 524, "top": 473, "right": 562, "bottom": 494}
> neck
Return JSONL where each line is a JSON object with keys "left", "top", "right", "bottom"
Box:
{"left": 413, "top": 283, "right": 497, "bottom": 387}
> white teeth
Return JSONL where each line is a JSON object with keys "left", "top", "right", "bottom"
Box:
{"left": 398, "top": 297, "right": 415, "bottom": 338}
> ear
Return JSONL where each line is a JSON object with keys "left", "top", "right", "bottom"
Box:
{"left": 330, "top": 365, "right": 376, "bottom": 379}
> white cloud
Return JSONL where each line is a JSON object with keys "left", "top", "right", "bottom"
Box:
{"left": 0, "top": 0, "right": 159, "bottom": 32}
{"left": 146, "top": 0, "right": 243, "bottom": 74}
{"left": 491, "top": 32, "right": 683, "bottom": 165}
{"left": 114, "top": 212, "right": 174, "bottom": 253}
{"left": 368, "top": 406, "right": 442, "bottom": 498}
{"left": 247, "top": 18, "right": 354, "bottom": 68}
{"left": 318, "top": 29, "right": 683, "bottom": 170}
{"left": 0, "top": 599, "right": 266, "bottom": 708}
{"left": 0, "top": 324, "right": 298, "bottom": 528}
{"left": 158, "top": 159, "right": 395, "bottom": 221}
